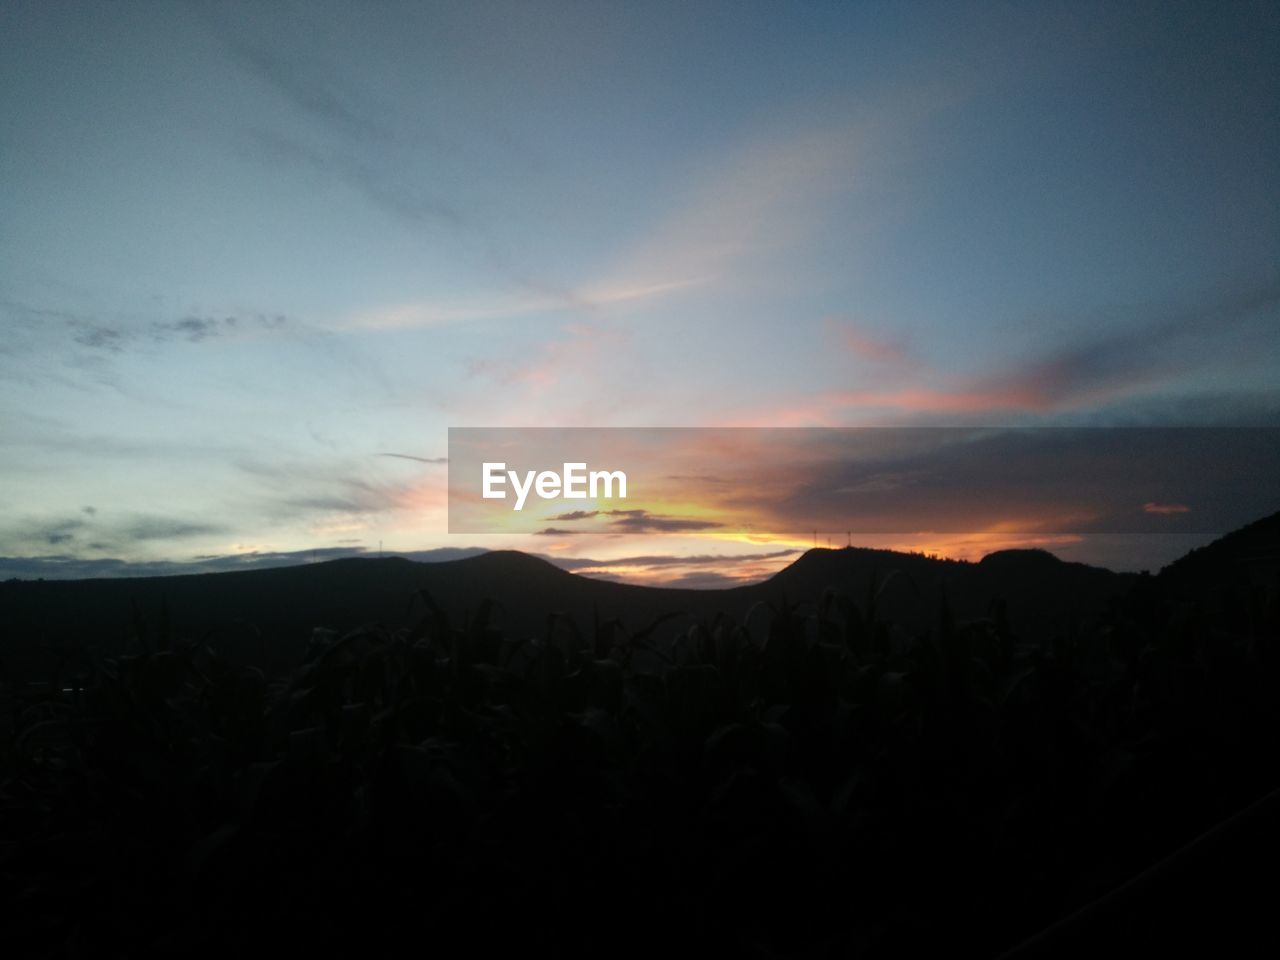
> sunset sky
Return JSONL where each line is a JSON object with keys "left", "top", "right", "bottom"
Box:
{"left": 2, "top": 1, "right": 1278, "bottom": 585}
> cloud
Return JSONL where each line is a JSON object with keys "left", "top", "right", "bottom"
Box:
{"left": 145, "top": 314, "right": 287, "bottom": 344}
{"left": 244, "top": 128, "right": 461, "bottom": 229}
{"left": 533, "top": 509, "right": 727, "bottom": 533}
{"left": 337, "top": 120, "right": 860, "bottom": 336}
{"left": 346, "top": 276, "right": 703, "bottom": 333}
{"left": 829, "top": 320, "right": 912, "bottom": 366}
{"left": 551, "top": 549, "right": 799, "bottom": 572}
{"left": 154, "top": 317, "right": 224, "bottom": 342}
{"left": 594, "top": 124, "right": 859, "bottom": 300}
{"left": 1144, "top": 502, "right": 1191, "bottom": 515}
{"left": 752, "top": 274, "right": 1280, "bottom": 423}
{"left": 546, "top": 548, "right": 801, "bottom": 587}
{"left": 232, "top": 453, "right": 448, "bottom": 529}
{"left": 0, "top": 512, "right": 227, "bottom": 557}
{"left": 378, "top": 453, "right": 447, "bottom": 465}
{"left": 119, "top": 517, "right": 226, "bottom": 541}
{"left": 604, "top": 509, "right": 725, "bottom": 533}
{"left": 707, "top": 427, "right": 1280, "bottom": 535}
{"left": 212, "top": 17, "right": 392, "bottom": 143}
{"left": 647, "top": 570, "right": 745, "bottom": 589}
{"left": 72, "top": 324, "right": 128, "bottom": 352}
{"left": 47, "top": 308, "right": 297, "bottom": 356}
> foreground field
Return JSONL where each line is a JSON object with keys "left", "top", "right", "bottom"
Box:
{"left": 2, "top": 518, "right": 1278, "bottom": 957}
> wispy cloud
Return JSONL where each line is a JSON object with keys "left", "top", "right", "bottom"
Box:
{"left": 745, "top": 274, "right": 1280, "bottom": 423}
{"left": 378, "top": 453, "right": 447, "bottom": 465}
{"left": 0, "top": 512, "right": 228, "bottom": 557}
{"left": 532, "top": 508, "right": 725, "bottom": 534}
{"left": 590, "top": 123, "right": 861, "bottom": 303}
{"left": 604, "top": 510, "right": 724, "bottom": 534}
{"left": 55, "top": 310, "right": 295, "bottom": 354}
{"left": 218, "top": 31, "right": 391, "bottom": 143}
{"left": 244, "top": 128, "right": 462, "bottom": 228}
{"left": 344, "top": 275, "right": 706, "bottom": 333}
{"left": 336, "top": 118, "right": 860, "bottom": 336}
{"left": 827, "top": 318, "right": 913, "bottom": 367}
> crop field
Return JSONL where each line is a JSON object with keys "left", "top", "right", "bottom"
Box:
{"left": 3, "top": 536, "right": 1279, "bottom": 959}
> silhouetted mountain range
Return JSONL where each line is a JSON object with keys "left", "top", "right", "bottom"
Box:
{"left": 6, "top": 514, "right": 1278, "bottom": 682}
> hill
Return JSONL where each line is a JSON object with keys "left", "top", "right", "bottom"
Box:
{"left": 2, "top": 536, "right": 1137, "bottom": 682}
{"left": 8, "top": 512, "right": 1279, "bottom": 683}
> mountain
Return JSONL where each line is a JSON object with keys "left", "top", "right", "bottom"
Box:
{"left": 11, "top": 508, "right": 1279, "bottom": 681}
{"left": 0, "top": 536, "right": 1138, "bottom": 682}
{"left": 1159, "top": 510, "right": 1280, "bottom": 588}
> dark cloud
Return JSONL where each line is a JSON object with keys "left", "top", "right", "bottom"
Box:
{"left": 72, "top": 324, "right": 127, "bottom": 352}
{"left": 1070, "top": 389, "right": 1280, "bottom": 427}
{"left": 746, "top": 427, "right": 1280, "bottom": 535}
{"left": 0, "top": 513, "right": 224, "bottom": 558}
{"left": 1037, "top": 274, "right": 1280, "bottom": 406}
{"left": 535, "top": 528, "right": 576, "bottom": 536}
{"left": 603, "top": 509, "right": 725, "bottom": 533}
{"left": 947, "top": 274, "right": 1277, "bottom": 414}
{"left": 154, "top": 317, "right": 223, "bottom": 342}
{"left": 518, "top": 506, "right": 745, "bottom": 536}
{"left": 150, "top": 314, "right": 289, "bottom": 344}
{"left": 31, "top": 517, "right": 90, "bottom": 548}
{"left": 120, "top": 517, "right": 226, "bottom": 541}
{"left": 803, "top": 274, "right": 1280, "bottom": 419}
{"left": 55, "top": 310, "right": 294, "bottom": 355}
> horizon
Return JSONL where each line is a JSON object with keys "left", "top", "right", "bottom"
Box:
{"left": 3, "top": 516, "right": 1257, "bottom": 588}
{"left": 3, "top": 1, "right": 1278, "bottom": 584}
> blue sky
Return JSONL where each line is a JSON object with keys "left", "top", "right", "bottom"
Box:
{"left": 2, "top": 0, "right": 1277, "bottom": 581}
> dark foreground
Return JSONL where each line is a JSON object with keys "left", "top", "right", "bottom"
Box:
{"left": 2, "top": 519, "right": 1279, "bottom": 957}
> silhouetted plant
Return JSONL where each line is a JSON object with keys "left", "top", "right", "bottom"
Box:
{"left": 2, "top": 558, "right": 1278, "bottom": 958}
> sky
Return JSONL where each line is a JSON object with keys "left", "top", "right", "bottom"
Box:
{"left": 2, "top": 0, "right": 1278, "bottom": 585}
